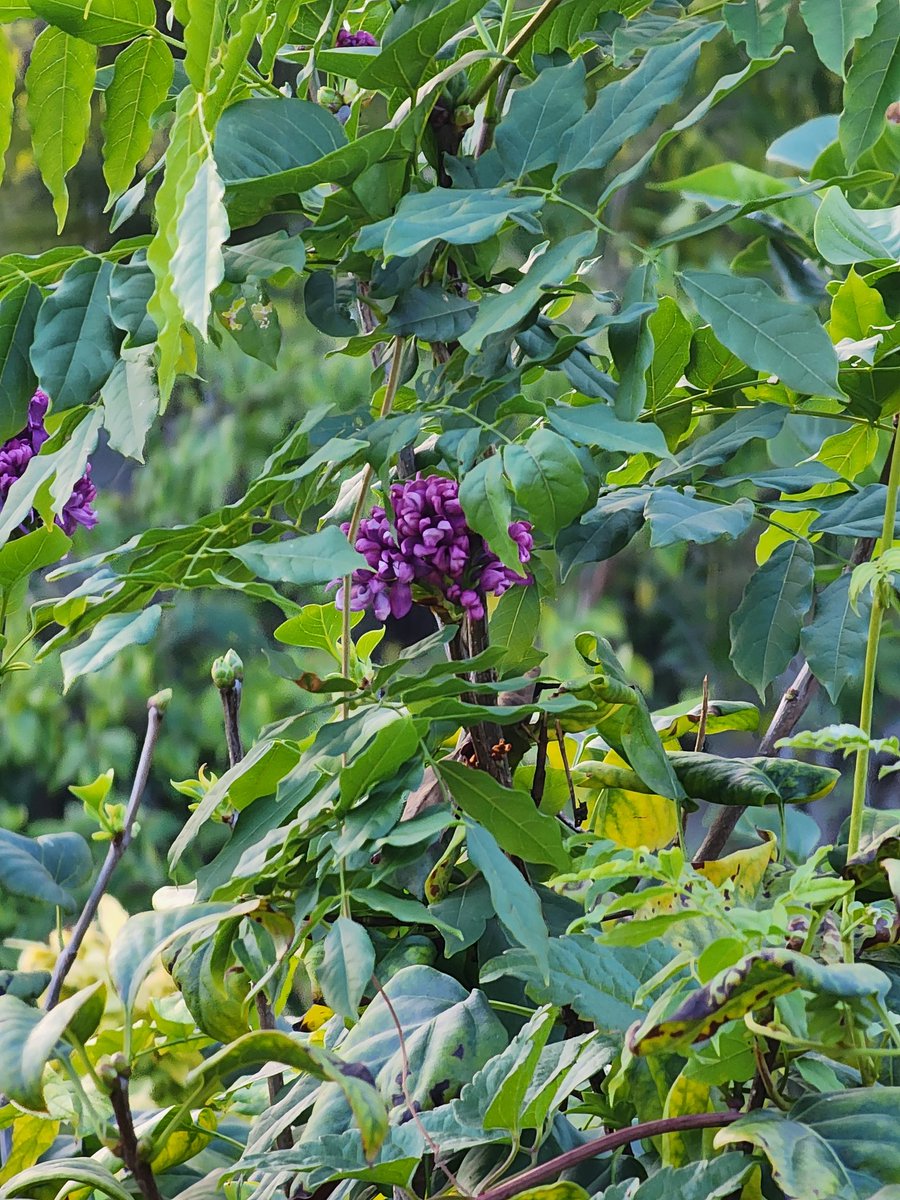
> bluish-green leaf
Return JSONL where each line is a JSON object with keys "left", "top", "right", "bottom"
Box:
{"left": 645, "top": 488, "right": 754, "bottom": 547}
{"left": 0, "top": 985, "right": 103, "bottom": 1112}
{"left": 556, "top": 24, "right": 722, "bottom": 178}
{"left": 548, "top": 401, "right": 670, "bottom": 458}
{"left": 458, "top": 454, "right": 519, "bottom": 573}
{"left": 799, "top": 0, "right": 879, "bottom": 75}
{"left": 0, "top": 283, "right": 40, "bottom": 442}
{"left": 723, "top": 0, "right": 790, "bottom": 58}
{"left": 31, "top": 258, "right": 120, "bottom": 408}
{"left": 320, "top": 918, "right": 376, "bottom": 1021}
{"left": 357, "top": 0, "right": 486, "bottom": 92}
{"left": 680, "top": 270, "right": 842, "bottom": 400}
{"left": 61, "top": 605, "right": 161, "bottom": 692}
{"left": 494, "top": 58, "right": 587, "bottom": 179}
{"left": 356, "top": 187, "right": 544, "bottom": 261}
{"left": 228, "top": 526, "right": 364, "bottom": 585}
{"left": 730, "top": 539, "right": 815, "bottom": 697}
{"left": 814, "top": 188, "right": 900, "bottom": 264}
{"left": 30, "top": 0, "right": 155, "bottom": 44}
{"left": 802, "top": 574, "right": 872, "bottom": 703}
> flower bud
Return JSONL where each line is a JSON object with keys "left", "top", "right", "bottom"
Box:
{"left": 148, "top": 688, "right": 172, "bottom": 713}
{"left": 211, "top": 656, "right": 235, "bottom": 689}
{"left": 223, "top": 648, "right": 244, "bottom": 680}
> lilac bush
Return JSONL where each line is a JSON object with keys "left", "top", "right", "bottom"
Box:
{"left": 337, "top": 474, "right": 532, "bottom": 622}
{"left": 0, "top": 390, "right": 97, "bottom": 536}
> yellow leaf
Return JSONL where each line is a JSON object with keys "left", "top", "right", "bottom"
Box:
{"left": 699, "top": 833, "right": 775, "bottom": 901}
{"left": 588, "top": 751, "right": 677, "bottom": 849}
{"left": 661, "top": 1069, "right": 711, "bottom": 1166}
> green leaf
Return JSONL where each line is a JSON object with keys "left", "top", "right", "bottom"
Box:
{"left": 356, "top": 187, "right": 544, "bottom": 260}
{"left": 440, "top": 762, "right": 569, "bottom": 870}
{"left": 320, "top": 918, "right": 375, "bottom": 1021}
{"left": 101, "top": 345, "right": 159, "bottom": 462}
{"left": 0, "top": 30, "right": 14, "bottom": 193}
{"left": 609, "top": 262, "right": 657, "bottom": 420}
{"left": 339, "top": 711, "right": 421, "bottom": 807}
{"left": 215, "top": 99, "right": 403, "bottom": 228}
{"left": 0, "top": 1114, "right": 59, "bottom": 1187}
{"left": 0, "top": 985, "right": 102, "bottom": 1112}
{"left": 799, "top": 0, "right": 879, "bottom": 75}
{"left": 385, "top": 284, "right": 476, "bottom": 342}
{"left": 101, "top": 35, "right": 173, "bottom": 204}
{"left": 228, "top": 526, "right": 363, "bottom": 585}
{"left": 223, "top": 231, "right": 307, "bottom": 285}
{"left": 829, "top": 268, "right": 892, "bottom": 342}
{"left": 181, "top": 0, "right": 225, "bottom": 93}
{"left": 489, "top": 581, "right": 541, "bottom": 670}
{"left": 0, "top": 827, "right": 91, "bottom": 909}
{"left": 714, "top": 1090, "right": 900, "bottom": 1200}
{"left": 504, "top": 429, "right": 589, "bottom": 537}
{"left": 0, "top": 525, "right": 70, "bottom": 592}
{"left": 304, "top": 965, "right": 504, "bottom": 1151}
{"left": 814, "top": 188, "right": 900, "bottom": 264}
{"left": 25, "top": 28, "right": 96, "bottom": 232}
{"left": 556, "top": 24, "right": 722, "bottom": 179}
{"left": 839, "top": 0, "right": 900, "bottom": 168}
{"left": 632, "top": 950, "right": 889, "bottom": 1055}
{"left": 681, "top": 270, "right": 842, "bottom": 399}
{"left": 645, "top": 488, "right": 753, "bottom": 547}
{"left": 494, "top": 58, "right": 587, "bottom": 179}
{"left": 558, "top": 489, "right": 646, "bottom": 576}
{"left": 109, "top": 255, "right": 156, "bottom": 347}
{"left": 0, "top": 283, "right": 41, "bottom": 442}
{"left": 0, "top": 1158, "right": 132, "bottom": 1200}
{"left": 30, "top": 258, "right": 120, "bottom": 408}
{"left": 30, "top": 0, "right": 154, "bottom": 44}
{"left": 801, "top": 573, "right": 873, "bottom": 703}
{"left": 356, "top": 0, "right": 486, "bottom": 92}
{"left": 462, "top": 229, "right": 599, "bottom": 353}
{"left": 730, "top": 539, "right": 815, "bottom": 697}
{"left": 723, "top": 0, "right": 790, "bottom": 58}
{"left": 464, "top": 819, "right": 550, "bottom": 982}
{"left": 171, "top": 153, "right": 230, "bottom": 336}
{"left": 60, "top": 605, "right": 161, "bottom": 692}
{"left": 646, "top": 297, "right": 692, "bottom": 408}
{"left": 652, "top": 403, "right": 787, "bottom": 481}
{"left": 548, "top": 400, "right": 671, "bottom": 458}
{"left": 110, "top": 901, "right": 254, "bottom": 1017}
{"left": 482, "top": 934, "right": 675, "bottom": 1034}
{"left": 458, "top": 454, "right": 519, "bottom": 573}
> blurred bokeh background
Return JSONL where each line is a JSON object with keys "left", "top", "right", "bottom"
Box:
{"left": 0, "top": 9, "right": 893, "bottom": 952}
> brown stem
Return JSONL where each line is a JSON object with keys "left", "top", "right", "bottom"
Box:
{"left": 475, "top": 1111, "right": 741, "bottom": 1200}
{"left": 468, "top": 0, "right": 567, "bottom": 107}
{"left": 450, "top": 614, "right": 512, "bottom": 786}
{"left": 109, "top": 1072, "right": 163, "bottom": 1200}
{"left": 44, "top": 698, "right": 166, "bottom": 1010}
{"left": 255, "top": 992, "right": 292, "bottom": 1152}
{"left": 219, "top": 681, "right": 244, "bottom": 769}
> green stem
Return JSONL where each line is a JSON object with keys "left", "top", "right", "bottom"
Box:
{"left": 846, "top": 417, "right": 900, "bottom": 861}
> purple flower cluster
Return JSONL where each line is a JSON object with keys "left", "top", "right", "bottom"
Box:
{"left": 337, "top": 475, "right": 532, "bottom": 622}
{"left": 335, "top": 27, "right": 377, "bottom": 47}
{"left": 0, "top": 390, "right": 97, "bottom": 536}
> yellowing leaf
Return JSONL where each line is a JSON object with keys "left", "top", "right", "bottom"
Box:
{"left": 699, "top": 833, "right": 775, "bottom": 901}
{"left": 587, "top": 752, "right": 677, "bottom": 850}
{"left": 662, "top": 1069, "right": 712, "bottom": 1166}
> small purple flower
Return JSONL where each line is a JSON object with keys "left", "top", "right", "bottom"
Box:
{"left": 0, "top": 389, "right": 98, "bottom": 537}
{"left": 335, "top": 475, "right": 531, "bottom": 622}
{"left": 336, "top": 27, "right": 378, "bottom": 47}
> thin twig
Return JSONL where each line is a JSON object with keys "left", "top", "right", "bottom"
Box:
{"left": 694, "top": 675, "right": 710, "bottom": 752}
{"left": 108, "top": 1070, "right": 163, "bottom": 1200}
{"left": 555, "top": 720, "right": 583, "bottom": 824}
{"left": 44, "top": 697, "right": 167, "bottom": 1010}
{"left": 474, "top": 1111, "right": 741, "bottom": 1200}
{"left": 468, "top": 0, "right": 566, "bottom": 107}
{"left": 371, "top": 975, "right": 468, "bottom": 1197}
{"left": 531, "top": 714, "right": 548, "bottom": 807}
{"left": 255, "top": 992, "right": 292, "bottom": 1152}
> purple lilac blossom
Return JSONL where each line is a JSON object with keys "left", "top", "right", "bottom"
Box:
{"left": 0, "top": 390, "right": 97, "bottom": 536}
{"left": 336, "top": 475, "right": 532, "bottom": 622}
{"left": 335, "top": 28, "right": 378, "bottom": 47}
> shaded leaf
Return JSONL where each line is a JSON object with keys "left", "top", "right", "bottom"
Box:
{"left": 0, "top": 283, "right": 40, "bottom": 443}
{"left": 802, "top": 573, "right": 872, "bottom": 702}
{"left": 799, "top": 0, "right": 879, "bottom": 76}
{"left": 320, "top": 918, "right": 375, "bottom": 1021}
{"left": 60, "top": 605, "right": 161, "bottom": 693}
{"left": 0, "top": 985, "right": 102, "bottom": 1112}
{"left": 228, "top": 526, "right": 363, "bottom": 585}
{"left": 839, "top": 0, "right": 900, "bottom": 167}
